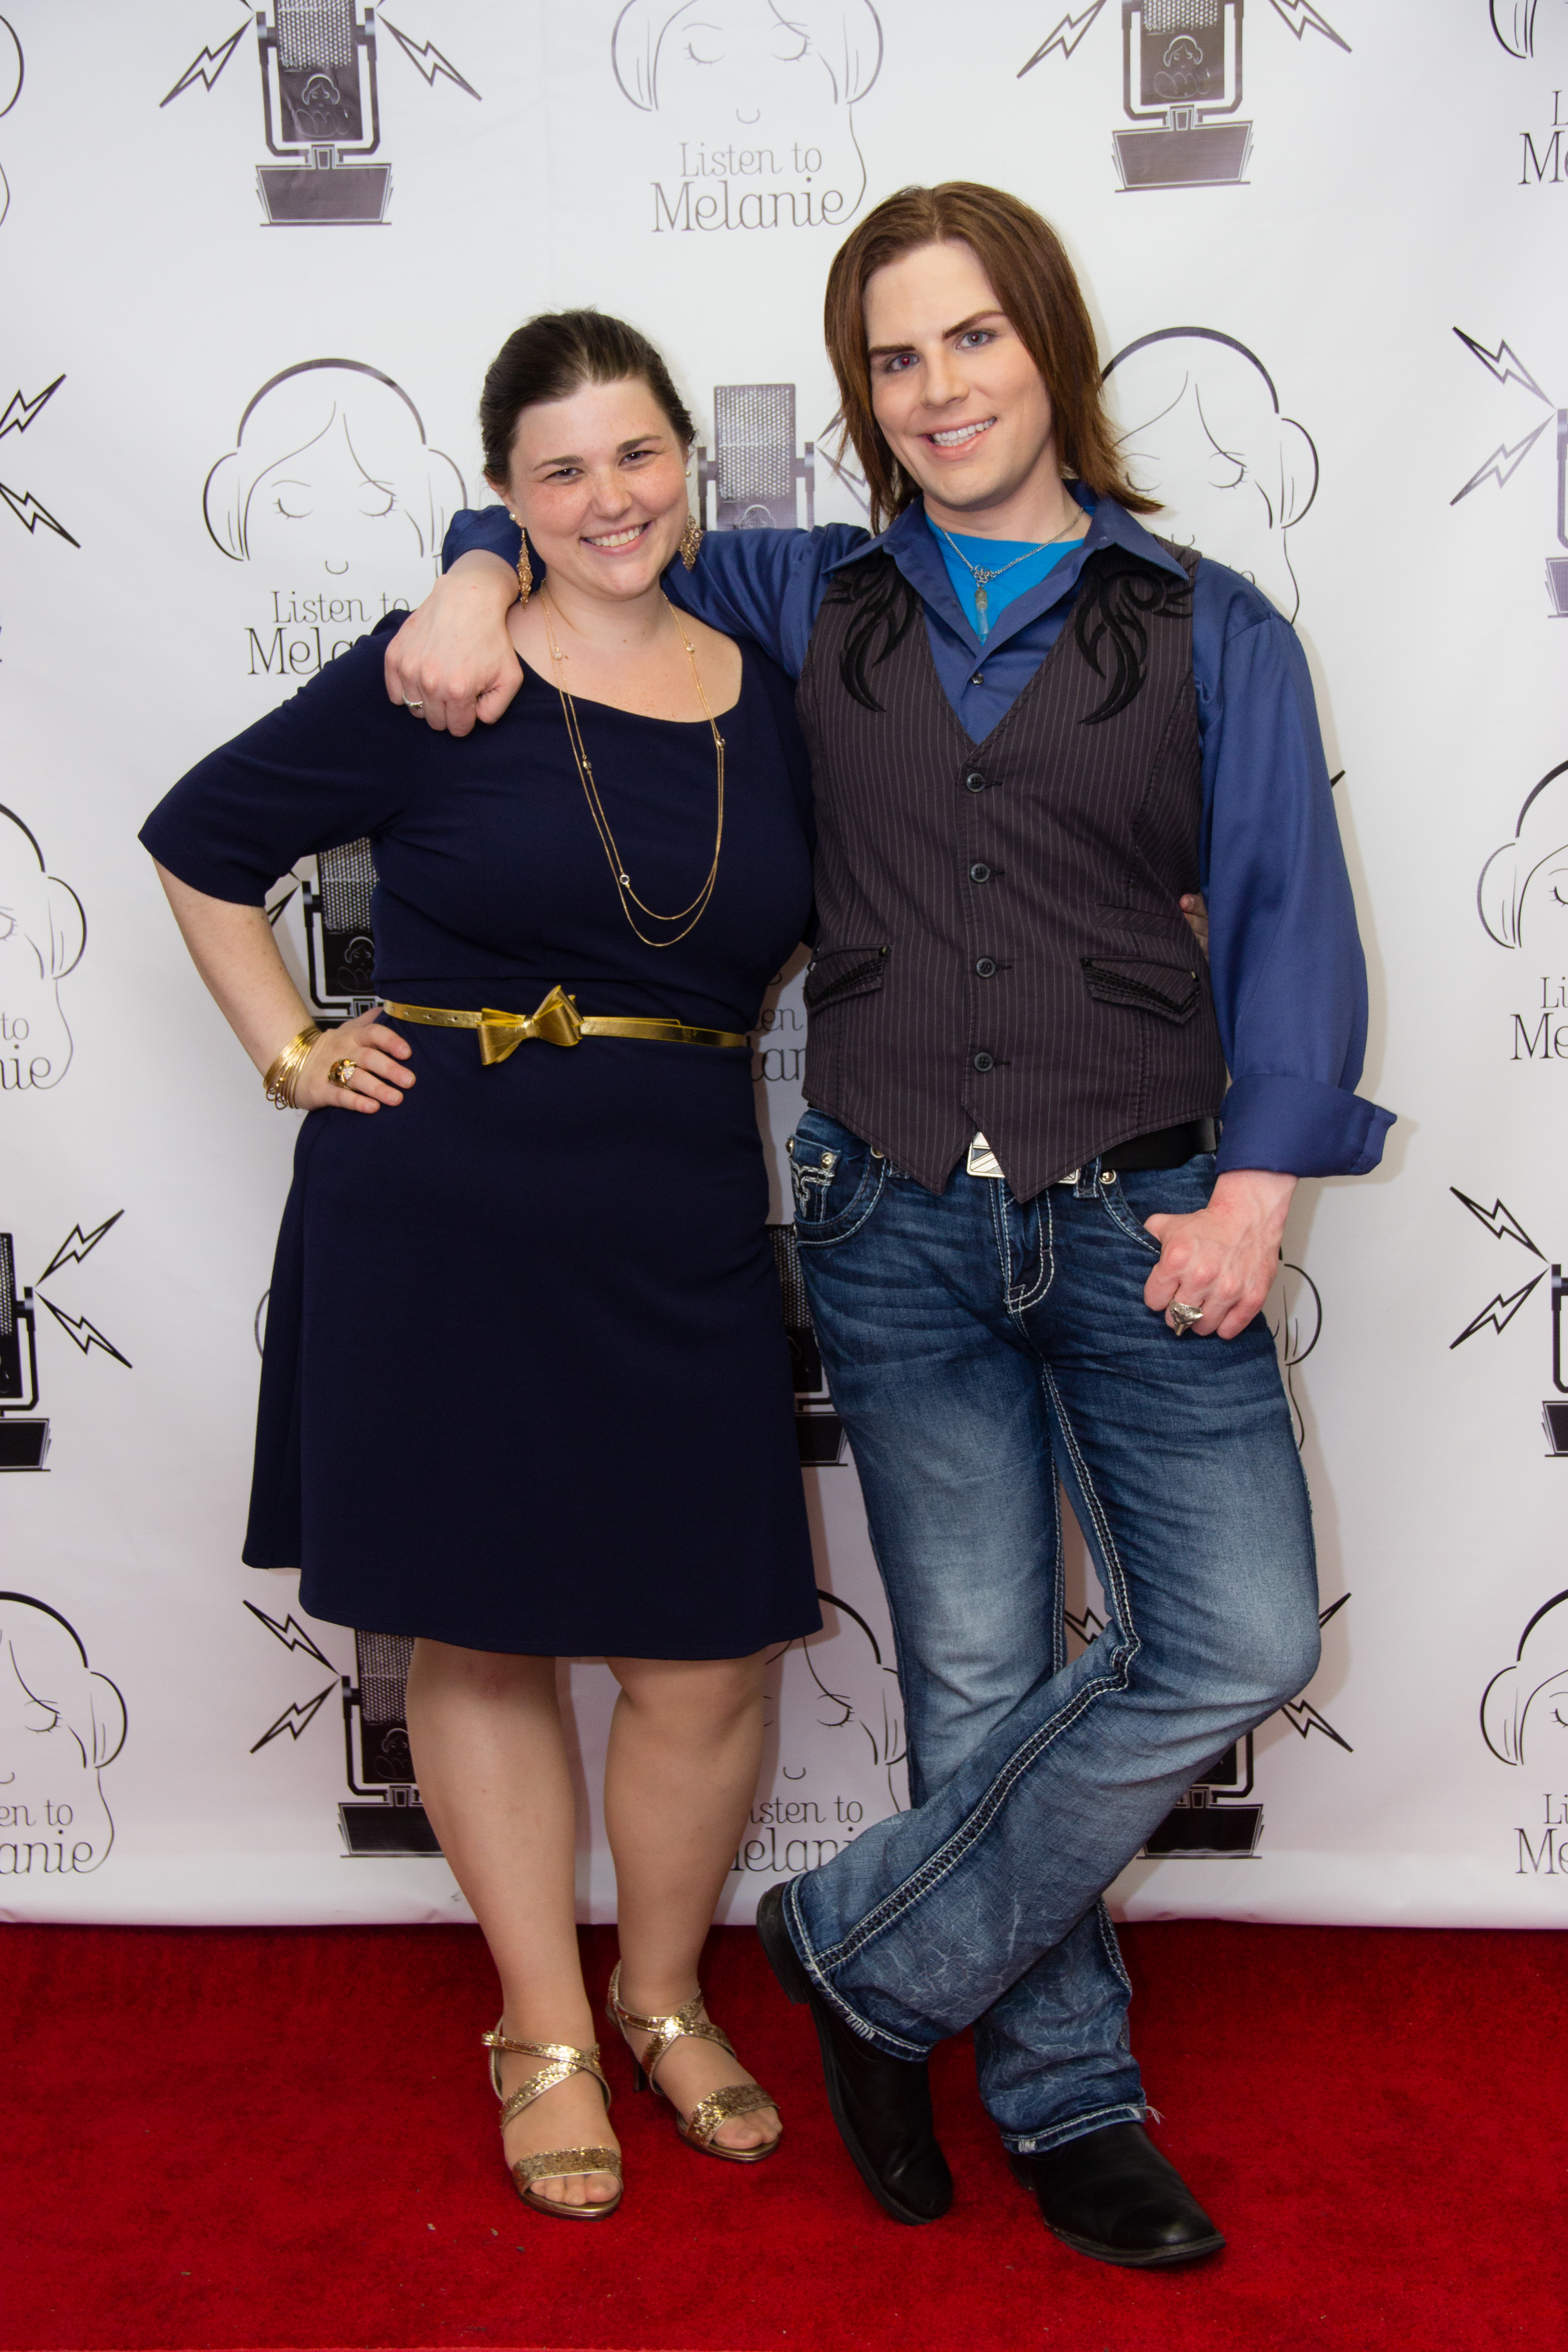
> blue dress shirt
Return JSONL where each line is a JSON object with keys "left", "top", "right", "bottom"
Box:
{"left": 444, "top": 497, "right": 1393, "bottom": 1178}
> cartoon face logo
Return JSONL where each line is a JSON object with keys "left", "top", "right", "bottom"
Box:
{"left": 0, "top": 805, "right": 85, "bottom": 1091}
{"left": 615, "top": 1, "right": 883, "bottom": 226}
{"left": 1103, "top": 330, "right": 1318, "bottom": 620}
{"left": 1155, "top": 33, "right": 1211, "bottom": 99}
{"left": 1479, "top": 761, "right": 1568, "bottom": 953}
{"left": 0, "top": 1593, "right": 125, "bottom": 1874}
{"left": 765, "top": 1591, "right": 906, "bottom": 1813}
{"left": 615, "top": 0, "right": 880, "bottom": 119}
{"left": 203, "top": 361, "right": 464, "bottom": 598}
{"left": 1483, "top": 1590, "right": 1568, "bottom": 1765}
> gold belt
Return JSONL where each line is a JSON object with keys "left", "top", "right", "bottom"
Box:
{"left": 381, "top": 985, "right": 749, "bottom": 1065}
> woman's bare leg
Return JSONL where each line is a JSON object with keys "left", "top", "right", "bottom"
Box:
{"left": 602, "top": 1650, "right": 779, "bottom": 2152}
{"left": 403, "top": 1640, "right": 619, "bottom": 2209}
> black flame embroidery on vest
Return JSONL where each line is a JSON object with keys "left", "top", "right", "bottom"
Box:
{"left": 824, "top": 551, "right": 922, "bottom": 713}
{"left": 1073, "top": 546, "right": 1194, "bottom": 725}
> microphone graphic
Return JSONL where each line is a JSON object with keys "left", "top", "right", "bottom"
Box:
{"left": 1546, "top": 411, "right": 1568, "bottom": 620}
{"left": 1544, "top": 1266, "right": 1568, "bottom": 1454}
{"left": 301, "top": 837, "right": 379, "bottom": 1019}
{"left": 697, "top": 386, "right": 816, "bottom": 533}
{"left": 1112, "top": 0, "right": 1253, "bottom": 193}
{"left": 769, "top": 1224, "right": 847, "bottom": 1466}
{"left": 256, "top": 0, "right": 392, "bottom": 227}
{"left": 338, "top": 1627, "right": 441, "bottom": 1855}
{"left": 1141, "top": 1733, "right": 1264, "bottom": 1856}
{"left": 0, "top": 1231, "right": 49, "bottom": 1471}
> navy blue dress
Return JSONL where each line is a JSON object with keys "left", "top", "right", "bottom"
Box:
{"left": 141, "top": 622, "right": 821, "bottom": 1658}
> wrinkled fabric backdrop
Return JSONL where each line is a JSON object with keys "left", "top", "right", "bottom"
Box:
{"left": 3, "top": 0, "right": 1565, "bottom": 1928}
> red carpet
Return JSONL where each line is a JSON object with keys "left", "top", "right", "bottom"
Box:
{"left": 5, "top": 1918, "right": 1564, "bottom": 2351}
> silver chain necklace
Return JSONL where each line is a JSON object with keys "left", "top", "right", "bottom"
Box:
{"left": 937, "top": 511, "right": 1088, "bottom": 638}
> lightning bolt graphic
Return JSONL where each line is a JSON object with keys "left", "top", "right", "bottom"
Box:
{"left": 381, "top": 20, "right": 481, "bottom": 97}
{"left": 1278, "top": 1697, "right": 1353, "bottom": 1750}
{"left": 159, "top": 25, "right": 247, "bottom": 108}
{"left": 242, "top": 1602, "right": 334, "bottom": 1670}
{"left": 1267, "top": 0, "right": 1351, "bottom": 48}
{"left": 38, "top": 1212, "right": 124, "bottom": 1280}
{"left": 0, "top": 377, "right": 64, "bottom": 440}
{"left": 250, "top": 1684, "right": 336, "bottom": 1752}
{"left": 0, "top": 481, "right": 78, "bottom": 545}
{"left": 1453, "top": 330, "right": 1552, "bottom": 407}
{"left": 1450, "top": 1274, "right": 1546, "bottom": 1348}
{"left": 1450, "top": 419, "right": 1554, "bottom": 505}
{"left": 1318, "top": 1593, "right": 1350, "bottom": 1630}
{"left": 37, "top": 1298, "right": 131, "bottom": 1368}
{"left": 1065, "top": 1604, "right": 1108, "bottom": 1644}
{"left": 1018, "top": 1, "right": 1107, "bottom": 73}
{"left": 1451, "top": 1190, "right": 1544, "bottom": 1257}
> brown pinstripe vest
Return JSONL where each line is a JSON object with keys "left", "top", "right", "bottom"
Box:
{"left": 794, "top": 542, "right": 1227, "bottom": 1202}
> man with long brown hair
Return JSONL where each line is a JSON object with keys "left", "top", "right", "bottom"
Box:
{"left": 386, "top": 183, "right": 1390, "bottom": 2266}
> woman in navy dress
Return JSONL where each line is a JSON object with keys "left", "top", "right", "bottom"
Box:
{"left": 141, "top": 314, "right": 819, "bottom": 2219}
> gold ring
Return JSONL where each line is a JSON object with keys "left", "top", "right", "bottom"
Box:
{"left": 403, "top": 697, "right": 425, "bottom": 713}
{"left": 328, "top": 1057, "right": 357, "bottom": 1087}
{"left": 1170, "top": 1301, "right": 1203, "bottom": 1335}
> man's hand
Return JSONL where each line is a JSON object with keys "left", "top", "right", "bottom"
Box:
{"left": 1142, "top": 1169, "right": 1296, "bottom": 1341}
{"left": 383, "top": 551, "right": 522, "bottom": 736}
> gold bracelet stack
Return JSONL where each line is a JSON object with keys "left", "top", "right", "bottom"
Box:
{"left": 262, "top": 1024, "right": 323, "bottom": 1109}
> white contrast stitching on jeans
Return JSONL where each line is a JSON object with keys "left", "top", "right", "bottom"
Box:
{"left": 811, "top": 1380, "right": 1142, "bottom": 1972}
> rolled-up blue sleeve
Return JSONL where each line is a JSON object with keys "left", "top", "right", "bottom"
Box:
{"left": 441, "top": 508, "right": 869, "bottom": 681}
{"left": 1195, "top": 564, "right": 1395, "bottom": 1177}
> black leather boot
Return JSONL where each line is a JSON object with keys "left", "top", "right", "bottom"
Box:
{"left": 1008, "top": 2121, "right": 1224, "bottom": 2267}
{"left": 756, "top": 1883, "right": 953, "bottom": 2225}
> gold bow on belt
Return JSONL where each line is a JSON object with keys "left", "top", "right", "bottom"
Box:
{"left": 380, "top": 985, "right": 749, "bottom": 1064}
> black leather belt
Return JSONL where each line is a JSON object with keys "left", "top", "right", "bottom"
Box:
{"left": 1100, "top": 1116, "right": 1217, "bottom": 1172}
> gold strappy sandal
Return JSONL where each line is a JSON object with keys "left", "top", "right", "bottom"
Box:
{"left": 481, "top": 2023, "right": 623, "bottom": 2220}
{"left": 606, "top": 1961, "right": 781, "bottom": 2165}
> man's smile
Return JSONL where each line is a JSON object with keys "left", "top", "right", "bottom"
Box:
{"left": 924, "top": 417, "right": 997, "bottom": 450}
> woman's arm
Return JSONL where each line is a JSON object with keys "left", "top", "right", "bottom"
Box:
{"left": 154, "top": 864, "right": 412, "bottom": 1114}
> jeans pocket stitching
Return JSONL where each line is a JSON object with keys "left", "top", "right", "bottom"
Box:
{"left": 792, "top": 1157, "right": 889, "bottom": 1247}
{"left": 1098, "top": 1188, "right": 1163, "bottom": 1256}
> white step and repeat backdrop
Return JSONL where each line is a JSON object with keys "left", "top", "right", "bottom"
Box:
{"left": 4, "top": 1, "right": 1566, "bottom": 1929}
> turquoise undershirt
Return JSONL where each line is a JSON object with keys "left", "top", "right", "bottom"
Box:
{"left": 929, "top": 518, "right": 1079, "bottom": 642}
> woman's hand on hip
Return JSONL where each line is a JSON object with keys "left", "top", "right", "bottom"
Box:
{"left": 383, "top": 551, "right": 522, "bottom": 736}
{"left": 295, "top": 1010, "right": 415, "bottom": 1114}
{"left": 1142, "top": 1169, "right": 1296, "bottom": 1340}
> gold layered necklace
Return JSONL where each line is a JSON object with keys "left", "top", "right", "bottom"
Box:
{"left": 540, "top": 591, "right": 725, "bottom": 949}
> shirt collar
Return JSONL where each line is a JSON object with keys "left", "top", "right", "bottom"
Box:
{"left": 825, "top": 491, "right": 1187, "bottom": 661}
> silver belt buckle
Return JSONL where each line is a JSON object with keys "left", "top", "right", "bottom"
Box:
{"left": 966, "top": 1131, "right": 1006, "bottom": 1180}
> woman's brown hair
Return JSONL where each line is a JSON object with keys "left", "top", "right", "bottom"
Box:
{"left": 478, "top": 309, "right": 695, "bottom": 483}
{"left": 822, "top": 182, "right": 1157, "bottom": 531}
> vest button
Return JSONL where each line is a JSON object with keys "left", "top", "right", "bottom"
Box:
{"left": 972, "top": 1051, "right": 995, "bottom": 1073}
{"left": 969, "top": 861, "right": 992, "bottom": 883}
{"left": 975, "top": 957, "right": 997, "bottom": 978}
{"left": 963, "top": 769, "right": 989, "bottom": 793}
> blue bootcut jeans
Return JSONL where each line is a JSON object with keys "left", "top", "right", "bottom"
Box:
{"left": 785, "top": 1108, "right": 1319, "bottom": 2154}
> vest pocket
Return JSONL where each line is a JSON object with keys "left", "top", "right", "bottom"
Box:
{"left": 803, "top": 942, "right": 890, "bottom": 1014}
{"left": 1081, "top": 955, "right": 1200, "bottom": 1023}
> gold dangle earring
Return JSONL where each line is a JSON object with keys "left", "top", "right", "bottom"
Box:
{"left": 680, "top": 456, "right": 703, "bottom": 570}
{"left": 507, "top": 511, "right": 533, "bottom": 603}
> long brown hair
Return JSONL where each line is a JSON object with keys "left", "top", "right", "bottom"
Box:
{"left": 823, "top": 183, "right": 1157, "bottom": 531}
